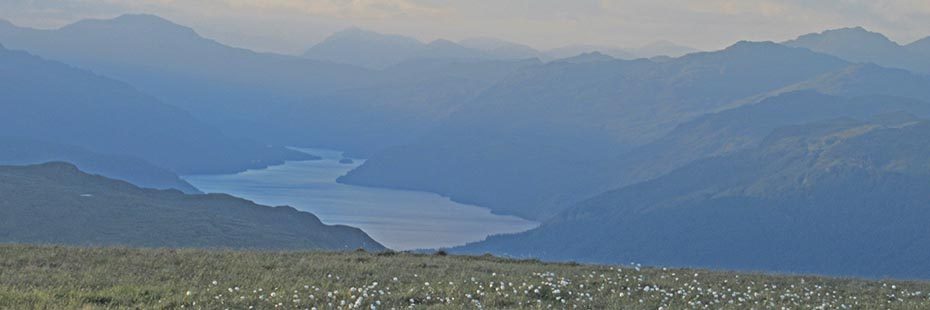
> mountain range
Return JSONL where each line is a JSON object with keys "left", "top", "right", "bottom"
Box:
{"left": 340, "top": 41, "right": 854, "bottom": 219}
{"left": 3, "top": 14, "right": 930, "bottom": 279}
{"left": 304, "top": 27, "right": 700, "bottom": 69}
{"left": 0, "top": 44, "right": 310, "bottom": 175}
{"left": 785, "top": 27, "right": 930, "bottom": 73}
{"left": 0, "top": 16, "right": 541, "bottom": 156}
{"left": 303, "top": 28, "right": 528, "bottom": 69}
{"left": 0, "top": 15, "right": 380, "bottom": 153}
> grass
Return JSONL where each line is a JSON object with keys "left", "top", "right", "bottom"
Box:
{"left": 1, "top": 245, "right": 929, "bottom": 309}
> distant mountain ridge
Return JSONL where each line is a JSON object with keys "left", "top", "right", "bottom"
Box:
{"left": 0, "top": 44, "right": 311, "bottom": 175}
{"left": 304, "top": 27, "right": 700, "bottom": 69}
{"left": 0, "top": 14, "right": 387, "bottom": 154}
{"left": 0, "top": 136, "right": 199, "bottom": 194}
{"left": 785, "top": 27, "right": 930, "bottom": 73}
{"left": 340, "top": 41, "right": 851, "bottom": 220}
{"left": 303, "top": 28, "right": 538, "bottom": 69}
{"left": 459, "top": 37, "right": 544, "bottom": 60}
{"left": 0, "top": 15, "right": 539, "bottom": 156}
{"left": 0, "top": 162, "right": 384, "bottom": 251}
{"left": 543, "top": 41, "right": 699, "bottom": 60}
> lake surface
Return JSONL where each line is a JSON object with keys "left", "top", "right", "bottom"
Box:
{"left": 184, "top": 148, "right": 538, "bottom": 250}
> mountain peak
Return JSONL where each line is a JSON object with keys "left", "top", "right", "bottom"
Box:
{"left": 723, "top": 40, "right": 783, "bottom": 52}
{"left": 304, "top": 27, "right": 426, "bottom": 68}
{"left": 823, "top": 26, "right": 893, "bottom": 40}
{"left": 781, "top": 27, "right": 930, "bottom": 72}
{"left": 324, "top": 27, "right": 421, "bottom": 45}
{"left": 787, "top": 27, "right": 899, "bottom": 48}
{"left": 112, "top": 13, "right": 176, "bottom": 25}
{"left": 61, "top": 14, "right": 196, "bottom": 36}
{"left": 557, "top": 51, "right": 616, "bottom": 64}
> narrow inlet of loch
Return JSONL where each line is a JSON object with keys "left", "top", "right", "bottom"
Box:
{"left": 184, "top": 148, "right": 539, "bottom": 250}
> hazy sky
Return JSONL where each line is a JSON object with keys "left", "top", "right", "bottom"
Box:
{"left": 1, "top": 0, "right": 929, "bottom": 55}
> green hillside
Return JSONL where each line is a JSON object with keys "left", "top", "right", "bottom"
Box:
{"left": 2, "top": 245, "right": 929, "bottom": 309}
{"left": 0, "top": 162, "right": 383, "bottom": 251}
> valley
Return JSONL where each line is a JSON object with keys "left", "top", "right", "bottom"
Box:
{"left": 185, "top": 149, "right": 538, "bottom": 250}
{"left": 2, "top": 5, "right": 930, "bottom": 308}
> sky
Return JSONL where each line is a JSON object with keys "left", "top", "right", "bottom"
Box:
{"left": 1, "top": 0, "right": 929, "bottom": 55}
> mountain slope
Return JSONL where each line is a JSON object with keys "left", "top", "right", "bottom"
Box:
{"left": 309, "top": 58, "right": 542, "bottom": 154}
{"left": 0, "top": 45, "right": 310, "bottom": 174}
{"left": 627, "top": 40, "right": 700, "bottom": 58}
{"left": 0, "top": 16, "right": 533, "bottom": 155}
{"left": 0, "top": 162, "right": 384, "bottom": 251}
{"left": 0, "top": 15, "right": 382, "bottom": 153}
{"left": 303, "top": 28, "right": 526, "bottom": 69}
{"left": 0, "top": 136, "right": 198, "bottom": 193}
{"left": 544, "top": 41, "right": 699, "bottom": 60}
{"left": 341, "top": 42, "right": 851, "bottom": 219}
{"left": 302, "top": 27, "right": 426, "bottom": 69}
{"left": 458, "top": 37, "right": 544, "bottom": 60}
{"left": 461, "top": 117, "right": 930, "bottom": 279}
{"left": 609, "top": 90, "right": 930, "bottom": 188}
{"left": 742, "top": 63, "right": 930, "bottom": 106}
{"left": 785, "top": 27, "right": 930, "bottom": 73}
{"left": 908, "top": 36, "right": 930, "bottom": 54}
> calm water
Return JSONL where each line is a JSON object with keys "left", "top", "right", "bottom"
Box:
{"left": 184, "top": 148, "right": 538, "bottom": 250}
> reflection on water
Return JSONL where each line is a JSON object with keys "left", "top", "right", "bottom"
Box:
{"left": 184, "top": 148, "right": 538, "bottom": 250}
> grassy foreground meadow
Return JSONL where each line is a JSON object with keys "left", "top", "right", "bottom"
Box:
{"left": 2, "top": 245, "right": 930, "bottom": 309}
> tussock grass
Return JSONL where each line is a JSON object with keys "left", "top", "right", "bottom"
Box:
{"left": 1, "top": 244, "right": 929, "bottom": 309}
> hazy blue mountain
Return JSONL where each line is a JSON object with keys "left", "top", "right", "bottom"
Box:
{"left": 458, "top": 37, "right": 544, "bottom": 60}
{"left": 421, "top": 39, "right": 489, "bottom": 58}
{"left": 554, "top": 52, "right": 617, "bottom": 64}
{"left": 308, "top": 58, "right": 542, "bottom": 154}
{"left": 0, "top": 15, "right": 378, "bottom": 152}
{"left": 908, "top": 36, "right": 930, "bottom": 54}
{"left": 784, "top": 27, "right": 930, "bottom": 73}
{"left": 0, "top": 14, "right": 368, "bottom": 98}
{"left": 463, "top": 92, "right": 930, "bottom": 219}
{"left": 545, "top": 41, "right": 699, "bottom": 60}
{"left": 302, "top": 27, "right": 425, "bottom": 69}
{"left": 544, "top": 44, "right": 637, "bottom": 60}
{"left": 303, "top": 28, "right": 520, "bottom": 69}
{"left": 0, "top": 16, "right": 536, "bottom": 155}
{"left": 772, "top": 64, "right": 930, "bottom": 101}
{"left": 0, "top": 45, "right": 311, "bottom": 174}
{"left": 460, "top": 116, "right": 930, "bottom": 279}
{"left": 0, "top": 162, "right": 384, "bottom": 251}
{"left": 626, "top": 40, "right": 700, "bottom": 58}
{"left": 340, "top": 42, "right": 851, "bottom": 219}
{"left": 607, "top": 92, "right": 930, "bottom": 191}
{"left": 0, "top": 136, "right": 198, "bottom": 194}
